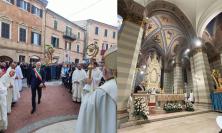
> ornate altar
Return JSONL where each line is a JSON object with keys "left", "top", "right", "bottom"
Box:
{"left": 211, "top": 69, "right": 222, "bottom": 92}
{"left": 143, "top": 52, "right": 161, "bottom": 90}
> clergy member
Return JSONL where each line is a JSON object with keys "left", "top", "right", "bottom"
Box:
{"left": 0, "top": 69, "right": 15, "bottom": 130}
{"left": 88, "top": 62, "right": 103, "bottom": 90}
{"left": 76, "top": 46, "right": 117, "bottom": 133}
{"left": 15, "top": 62, "right": 24, "bottom": 92}
{"left": 72, "top": 63, "right": 87, "bottom": 102}
{"left": 5, "top": 62, "right": 16, "bottom": 113}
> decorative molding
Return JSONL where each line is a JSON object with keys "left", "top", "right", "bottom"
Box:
{"left": 190, "top": 47, "right": 206, "bottom": 56}
{"left": 118, "top": 0, "right": 145, "bottom": 25}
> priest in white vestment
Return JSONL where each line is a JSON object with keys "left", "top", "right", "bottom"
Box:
{"left": 15, "top": 63, "right": 24, "bottom": 92}
{"left": 76, "top": 46, "right": 117, "bottom": 133}
{"left": 0, "top": 69, "right": 15, "bottom": 130}
{"left": 5, "top": 63, "right": 17, "bottom": 113}
{"left": 12, "top": 63, "right": 22, "bottom": 103}
{"left": 87, "top": 62, "right": 103, "bottom": 90}
{"left": 72, "top": 63, "right": 87, "bottom": 102}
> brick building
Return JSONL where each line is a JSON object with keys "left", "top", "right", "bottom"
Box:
{"left": 45, "top": 9, "right": 85, "bottom": 64}
{"left": 74, "top": 19, "right": 117, "bottom": 62}
{"left": 0, "top": 0, "right": 48, "bottom": 63}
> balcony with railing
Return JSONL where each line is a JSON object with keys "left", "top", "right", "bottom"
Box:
{"left": 63, "top": 32, "right": 77, "bottom": 41}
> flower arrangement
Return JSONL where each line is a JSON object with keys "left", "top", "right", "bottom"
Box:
{"left": 155, "top": 88, "right": 160, "bottom": 94}
{"left": 163, "top": 103, "right": 183, "bottom": 113}
{"left": 185, "top": 101, "right": 195, "bottom": 111}
{"left": 133, "top": 97, "right": 149, "bottom": 120}
{"left": 147, "top": 88, "right": 152, "bottom": 94}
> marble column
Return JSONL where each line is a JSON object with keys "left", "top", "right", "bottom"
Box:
{"left": 163, "top": 70, "right": 171, "bottom": 93}
{"left": 173, "top": 63, "right": 184, "bottom": 94}
{"left": 117, "top": 21, "right": 144, "bottom": 126}
{"left": 186, "top": 69, "right": 193, "bottom": 94}
{"left": 190, "top": 48, "right": 213, "bottom": 104}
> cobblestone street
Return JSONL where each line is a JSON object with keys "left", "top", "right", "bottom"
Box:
{"left": 5, "top": 82, "right": 80, "bottom": 133}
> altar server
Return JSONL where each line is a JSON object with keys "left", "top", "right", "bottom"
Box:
{"left": 72, "top": 63, "right": 87, "bottom": 102}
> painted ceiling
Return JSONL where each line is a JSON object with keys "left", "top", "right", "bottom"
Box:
{"left": 142, "top": 13, "right": 186, "bottom": 58}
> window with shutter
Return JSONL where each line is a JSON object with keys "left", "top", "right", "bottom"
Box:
{"left": 40, "top": 9, "right": 43, "bottom": 18}
{"left": 77, "top": 45, "right": 80, "bottom": 53}
{"left": 39, "top": 34, "right": 41, "bottom": 45}
{"left": 27, "top": 3, "right": 30, "bottom": 12}
{"left": 31, "top": 32, "right": 34, "bottom": 43}
{"left": 51, "top": 36, "right": 59, "bottom": 48}
{"left": 113, "top": 32, "right": 116, "bottom": 39}
{"left": 95, "top": 27, "right": 99, "bottom": 35}
{"left": 31, "top": 32, "right": 41, "bottom": 45}
{"left": 65, "top": 41, "right": 68, "bottom": 50}
{"left": 1, "top": 22, "right": 10, "bottom": 39}
{"left": 106, "top": 44, "right": 109, "bottom": 50}
{"left": 16, "top": 0, "right": 21, "bottom": 7}
{"left": 69, "top": 43, "right": 71, "bottom": 50}
{"left": 104, "top": 29, "right": 108, "bottom": 37}
{"left": 31, "top": 5, "right": 35, "bottom": 14}
{"left": 19, "top": 28, "right": 26, "bottom": 42}
{"left": 54, "top": 20, "right": 58, "bottom": 30}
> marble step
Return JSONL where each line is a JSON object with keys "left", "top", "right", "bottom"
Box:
{"left": 119, "top": 109, "right": 212, "bottom": 129}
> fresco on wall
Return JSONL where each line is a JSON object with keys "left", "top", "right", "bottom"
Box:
{"left": 144, "top": 19, "right": 158, "bottom": 37}
{"left": 157, "top": 14, "right": 178, "bottom": 27}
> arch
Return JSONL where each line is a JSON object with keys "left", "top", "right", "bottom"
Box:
{"left": 145, "top": 0, "right": 195, "bottom": 39}
{"left": 197, "top": 0, "right": 222, "bottom": 37}
{"left": 0, "top": 56, "right": 13, "bottom": 62}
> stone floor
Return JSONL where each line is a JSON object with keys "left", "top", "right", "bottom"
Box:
{"left": 118, "top": 112, "right": 222, "bottom": 133}
{"left": 33, "top": 112, "right": 221, "bottom": 133}
{"left": 34, "top": 120, "right": 77, "bottom": 133}
{"left": 5, "top": 81, "right": 80, "bottom": 133}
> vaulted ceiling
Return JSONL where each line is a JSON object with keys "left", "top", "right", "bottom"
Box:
{"left": 134, "top": 0, "right": 222, "bottom": 36}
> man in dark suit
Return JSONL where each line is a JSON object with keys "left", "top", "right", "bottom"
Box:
{"left": 29, "top": 62, "right": 46, "bottom": 114}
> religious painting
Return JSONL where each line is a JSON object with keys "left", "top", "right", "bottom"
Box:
{"left": 157, "top": 14, "right": 178, "bottom": 27}
{"left": 165, "top": 30, "right": 174, "bottom": 46}
{"left": 144, "top": 19, "right": 158, "bottom": 37}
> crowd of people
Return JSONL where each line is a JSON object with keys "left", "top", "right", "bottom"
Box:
{"left": 0, "top": 61, "right": 24, "bottom": 131}
{"left": 61, "top": 61, "right": 105, "bottom": 103}
{"left": 0, "top": 45, "right": 117, "bottom": 133}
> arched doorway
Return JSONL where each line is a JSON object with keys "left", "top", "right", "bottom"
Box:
{"left": 0, "top": 56, "right": 13, "bottom": 62}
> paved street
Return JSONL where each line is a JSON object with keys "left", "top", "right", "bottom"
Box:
{"left": 5, "top": 82, "right": 80, "bottom": 133}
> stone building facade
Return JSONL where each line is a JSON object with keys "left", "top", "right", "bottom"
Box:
{"left": 0, "top": 0, "right": 48, "bottom": 63}
{"left": 45, "top": 9, "right": 85, "bottom": 64}
{"left": 74, "top": 19, "right": 117, "bottom": 62}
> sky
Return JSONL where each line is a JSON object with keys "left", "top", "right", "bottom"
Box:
{"left": 47, "top": 0, "right": 118, "bottom": 26}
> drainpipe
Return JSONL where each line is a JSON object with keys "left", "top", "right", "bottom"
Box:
{"left": 43, "top": 8, "right": 47, "bottom": 64}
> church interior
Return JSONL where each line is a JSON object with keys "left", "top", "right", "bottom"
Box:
{"left": 117, "top": 0, "right": 222, "bottom": 131}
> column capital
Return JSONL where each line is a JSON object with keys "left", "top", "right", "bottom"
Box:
{"left": 190, "top": 47, "right": 206, "bottom": 56}
{"left": 173, "top": 62, "right": 182, "bottom": 67}
{"left": 218, "top": 46, "right": 222, "bottom": 53}
{"left": 118, "top": 0, "right": 145, "bottom": 26}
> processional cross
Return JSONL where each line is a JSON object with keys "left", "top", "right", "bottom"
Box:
{"left": 86, "top": 41, "right": 99, "bottom": 90}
